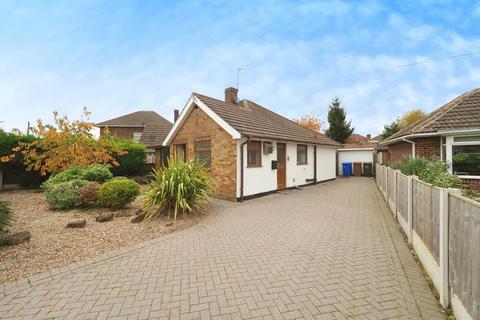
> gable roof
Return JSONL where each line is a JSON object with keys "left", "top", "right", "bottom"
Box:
{"left": 96, "top": 111, "right": 173, "bottom": 147}
{"left": 168, "top": 93, "right": 339, "bottom": 146}
{"left": 96, "top": 111, "right": 171, "bottom": 127}
{"left": 383, "top": 88, "right": 480, "bottom": 143}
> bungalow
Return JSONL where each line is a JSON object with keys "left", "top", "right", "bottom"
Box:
{"left": 96, "top": 111, "right": 172, "bottom": 166}
{"left": 380, "top": 88, "right": 480, "bottom": 190}
{"left": 160, "top": 87, "right": 340, "bottom": 201}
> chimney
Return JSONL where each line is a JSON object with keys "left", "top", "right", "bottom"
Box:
{"left": 174, "top": 109, "right": 179, "bottom": 122}
{"left": 366, "top": 134, "right": 371, "bottom": 139}
{"left": 225, "top": 87, "right": 238, "bottom": 104}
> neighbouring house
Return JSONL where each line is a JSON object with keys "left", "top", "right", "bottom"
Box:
{"left": 159, "top": 87, "right": 340, "bottom": 201}
{"left": 96, "top": 111, "right": 173, "bottom": 166}
{"left": 380, "top": 88, "right": 480, "bottom": 190}
{"left": 338, "top": 134, "right": 379, "bottom": 176}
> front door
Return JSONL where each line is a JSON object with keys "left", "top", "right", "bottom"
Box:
{"left": 277, "top": 143, "right": 286, "bottom": 189}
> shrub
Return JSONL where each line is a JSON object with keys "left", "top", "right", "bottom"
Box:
{"left": 79, "top": 182, "right": 101, "bottom": 207}
{"left": 109, "top": 138, "right": 149, "bottom": 177}
{"left": 388, "top": 156, "right": 427, "bottom": 176}
{"left": 45, "top": 179, "right": 89, "bottom": 210}
{"left": 81, "top": 164, "right": 112, "bottom": 182}
{"left": 98, "top": 178, "right": 140, "bottom": 209}
{"left": 0, "top": 200, "right": 12, "bottom": 234}
{"left": 143, "top": 159, "right": 213, "bottom": 221}
{"left": 42, "top": 164, "right": 112, "bottom": 191}
{"left": 462, "top": 189, "right": 480, "bottom": 202}
{"left": 418, "top": 160, "right": 461, "bottom": 188}
{"left": 0, "top": 130, "right": 45, "bottom": 187}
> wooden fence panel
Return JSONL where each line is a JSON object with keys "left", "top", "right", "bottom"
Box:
{"left": 412, "top": 179, "right": 440, "bottom": 263}
{"left": 449, "top": 194, "right": 480, "bottom": 320}
{"left": 396, "top": 173, "right": 408, "bottom": 221}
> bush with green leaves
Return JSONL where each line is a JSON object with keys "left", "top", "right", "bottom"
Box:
{"left": 0, "top": 200, "right": 12, "bottom": 234}
{"left": 42, "top": 164, "right": 112, "bottom": 191}
{"left": 0, "top": 130, "right": 45, "bottom": 187}
{"left": 98, "top": 178, "right": 140, "bottom": 209}
{"left": 108, "top": 138, "right": 149, "bottom": 177}
{"left": 45, "top": 179, "right": 89, "bottom": 210}
{"left": 388, "top": 156, "right": 459, "bottom": 188}
{"left": 388, "top": 156, "right": 427, "bottom": 176}
{"left": 418, "top": 160, "right": 461, "bottom": 188}
{"left": 80, "top": 164, "right": 113, "bottom": 182}
{"left": 143, "top": 159, "right": 214, "bottom": 221}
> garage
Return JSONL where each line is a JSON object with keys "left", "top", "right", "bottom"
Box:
{"left": 338, "top": 147, "right": 374, "bottom": 176}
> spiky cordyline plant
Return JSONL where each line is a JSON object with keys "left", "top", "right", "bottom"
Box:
{"left": 142, "top": 159, "right": 214, "bottom": 221}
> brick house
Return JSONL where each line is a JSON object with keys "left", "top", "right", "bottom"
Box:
{"left": 96, "top": 111, "right": 172, "bottom": 165}
{"left": 380, "top": 88, "right": 480, "bottom": 189}
{"left": 159, "top": 87, "right": 340, "bottom": 201}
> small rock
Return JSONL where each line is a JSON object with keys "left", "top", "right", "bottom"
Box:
{"left": 135, "top": 208, "right": 144, "bottom": 216}
{"left": 165, "top": 222, "right": 174, "bottom": 227}
{"left": 131, "top": 213, "right": 145, "bottom": 223}
{"left": 95, "top": 213, "right": 114, "bottom": 223}
{"left": 115, "top": 211, "right": 132, "bottom": 218}
{"left": 4, "top": 231, "right": 31, "bottom": 246}
{"left": 66, "top": 219, "right": 86, "bottom": 228}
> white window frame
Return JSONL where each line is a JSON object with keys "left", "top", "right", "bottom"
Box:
{"left": 444, "top": 135, "right": 480, "bottom": 179}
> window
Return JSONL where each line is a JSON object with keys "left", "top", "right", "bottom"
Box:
{"left": 195, "top": 141, "right": 211, "bottom": 167}
{"left": 452, "top": 145, "right": 480, "bottom": 176}
{"left": 247, "top": 141, "right": 262, "bottom": 167}
{"left": 297, "top": 144, "right": 308, "bottom": 165}
{"left": 133, "top": 132, "right": 142, "bottom": 142}
{"left": 175, "top": 144, "right": 186, "bottom": 162}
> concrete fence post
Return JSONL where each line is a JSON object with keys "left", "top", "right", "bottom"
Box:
{"left": 393, "top": 170, "right": 397, "bottom": 218}
{"left": 439, "top": 188, "right": 450, "bottom": 308}
{"left": 385, "top": 166, "right": 388, "bottom": 199}
{"left": 407, "top": 175, "right": 413, "bottom": 244}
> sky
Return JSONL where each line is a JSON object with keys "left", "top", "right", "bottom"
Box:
{"left": 0, "top": 0, "right": 479, "bottom": 136}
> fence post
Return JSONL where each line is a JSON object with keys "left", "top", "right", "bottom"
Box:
{"left": 385, "top": 167, "right": 388, "bottom": 199}
{"left": 393, "top": 170, "right": 397, "bottom": 218}
{"left": 407, "top": 176, "right": 413, "bottom": 244}
{"left": 439, "top": 188, "right": 450, "bottom": 308}
{"left": 0, "top": 169, "right": 3, "bottom": 192}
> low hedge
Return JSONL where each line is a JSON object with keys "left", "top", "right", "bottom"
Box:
{"left": 98, "top": 178, "right": 140, "bottom": 209}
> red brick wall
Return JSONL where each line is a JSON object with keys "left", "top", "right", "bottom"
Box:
{"left": 415, "top": 137, "right": 441, "bottom": 159}
{"left": 99, "top": 127, "right": 143, "bottom": 140}
{"left": 169, "top": 106, "right": 237, "bottom": 200}
{"left": 459, "top": 178, "right": 480, "bottom": 191}
{"left": 387, "top": 141, "right": 412, "bottom": 162}
{"left": 387, "top": 136, "right": 441, "bottom": 163}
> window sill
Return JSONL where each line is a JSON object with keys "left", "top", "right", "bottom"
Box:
{"left": 247, "top": 165, "right": 262, "bottom": 168}
{"left": 458, "top": 175, "right": 480, "bottom": 180}
{"left": 297, "top": 163, "right": 308, "bottom": 166}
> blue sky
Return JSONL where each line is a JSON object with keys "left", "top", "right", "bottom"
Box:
{"left": 1, "top": 0, "right": 479, "bottom": 135}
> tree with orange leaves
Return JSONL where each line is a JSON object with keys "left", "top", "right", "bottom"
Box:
{"left": 294, "top": 113, "right": 323, "bottom": 133}
{"left": 1, "top": 107, "right": 124, "bottom": 176}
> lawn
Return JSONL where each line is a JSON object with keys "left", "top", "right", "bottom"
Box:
{"left": 0, "top": 189, "right": 207, "bottom": 284}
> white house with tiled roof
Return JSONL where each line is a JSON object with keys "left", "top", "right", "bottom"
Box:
{"left": 160, "top": 87, "right": 339, "bottom": 201}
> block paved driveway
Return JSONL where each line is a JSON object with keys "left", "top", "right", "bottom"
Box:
{"left": 0, "top": 178, "right": 445, "bottom": 319}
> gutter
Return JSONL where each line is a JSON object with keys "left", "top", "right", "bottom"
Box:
{"left": 239, "top": 136, "right": 250, "bottom": 202}
{"left": 402, "top": 138, "right": 416, "bottom": 158}
{"left": 380, "top": 128, "right": 480, "bottom": 146}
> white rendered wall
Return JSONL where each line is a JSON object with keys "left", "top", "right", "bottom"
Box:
{"left": 237, "top": 140, "right": 338, "bottom": 197}
{"left": 286, "top": 143, "right": 315, "bottom": 187}
{"left": 316, "top": 147, "right": 337, "bottom": 181}
{"left": 338, "top": 150, "right": 374, "bottom": 175}
{"left": 238, "top": 139, "right": 277, "bottom": 197}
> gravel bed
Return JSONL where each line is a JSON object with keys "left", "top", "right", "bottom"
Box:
{"left": 0, "top": 189, "right": 207, "bottom": 284}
